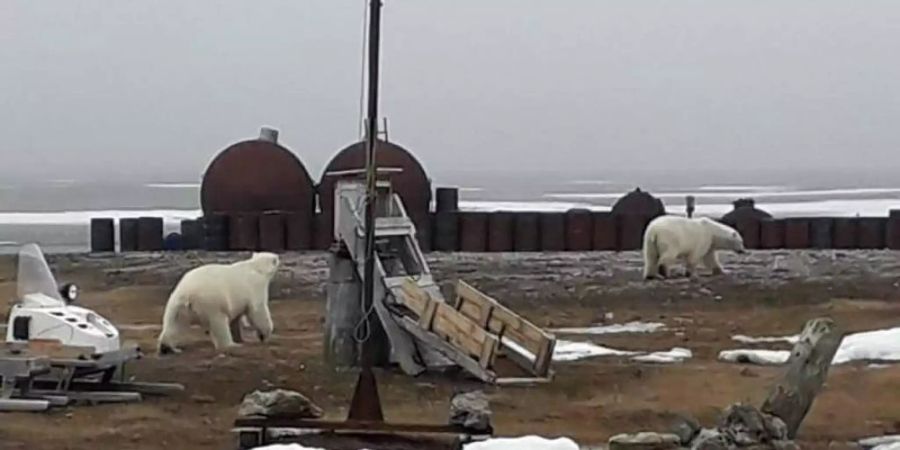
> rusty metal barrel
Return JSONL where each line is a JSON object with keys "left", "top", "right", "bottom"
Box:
{"left": 259, "top": 212, "right": 286, "bottom": 252}
{"left": 202, "top": 214, "right": 229, "bottom": 251}
{"left": 136, "top": 217, "right": 164, "bottom": 251}
{"left": 285, "top": 212, "right": 313, "bottom": 251}
{"left": 229, "top": 214, "right": 260, "bottom": 251}
{"left": 760, "top": 219, "right": 784, "bottom": 249}
{"left": 433, "top": 211, "right": 460, "bottom": 252}
{"left": 411, "top": 213, "right": 432, "bottom": 252}
{"left": 592, "top": 212, "right": 617, "bottom": 251}
{"left": 119, "top": 218, "right": 139, "bottom": 252}
{"left": 734, "top": 217, "right": 761, "bottom": 249}
{"left": 459, "top": 212, "right": 488, "bottom": 252}
{"left": 808, "top": 218, "right": 833, "bottom": 249}
{"left": 832, "top": 218, "right": 857, "bottom": 249}
{"left": 312, "top": 213, "right": 333, "bottom": 250}
{"left": 90, "top": 218, "right": 115, "bottom": 253}
{"left": 783, "top": 218, "right": 810, "bottom": 249}
{"left": 180, "top": 219, "right": 204, "bottom": 250}
{"left": 513, "top": 212, "right": 540, "bottom": 252}
{"left": 201, "top": 131, "right": 316, "bottom": 217}
{"left": 539, "top": 213, "right": 566, "bottom": 251}
{"left": 435, "top": 187, "right": 459, "bottom": 212}
{"left": 617, "top": 214, "right": 650, "bottom": 251}
{"left": 888, "top": 210, "right": 900, "bottom": 249}
{"left": 318, "top": 139, "right": 431, "bottom": 242}
{"left": 565, "top": 209, "right": 593, "bottom": 251}
{"left": 488, "top": 212, "right": 515, "bottom": 252}
{"left": 857, "top": 217, "right": 886, "bottom": 249}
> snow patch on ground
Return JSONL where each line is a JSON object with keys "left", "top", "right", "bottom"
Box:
{"left": 253, "top": 444, "right": 326, "bottom": 450}
{"left": 833, "top": 327, "right": 900, "bottom": 364}
{"left": 860, "top": 435, "right": 900, "bottom": 450}
{"left": 632, "top": 347, "right": 692, "bottom": 363}
{"left": 732, "top": 334, "right": 800, "bottom": 344}
{"left": 553, "top": 340, "right": 638, "bottom": 362}
{"left": 718, "top": 349, "right": 791, "bottom": 365}
{"left": 552, "top": 321, "right": 665, "bottom": 335}
{"left": 721, "top": 326, "right": 900, "bottom": 366}
{"left": 554, "top": 341, "right": 691, "bottom": 364}
{"left": 465, "top": 435, "right": 580, "bottom": 450}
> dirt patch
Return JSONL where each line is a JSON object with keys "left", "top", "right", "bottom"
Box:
{"left": 1, "top": 250, "right": 899, "bottom": 449}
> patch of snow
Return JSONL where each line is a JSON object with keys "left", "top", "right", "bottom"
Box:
{"left": 874, "top": 444, "right": 900, "bottom": 450}
{"left": 465, "top": 435, "right": 580, "bottom": 450}
{"left": 552, "top": 340, "right": 638, "bottom": 362}
{"left": 502, "top": 337, "right": 536, "bottom": 360}
{"left": 732, "top": 334, "right": 800, "bottom": 344}
{"left": 632, "top": 347, "right": 692, "bottom": 363}
{"left": 252, "top": 444, "right": 326, "bottom": 450}
{"left": 860, "top": 435, "right": 900, "bottom": 449}
{"left": 833, "top": 327, "right": 900, "bottom": 364}
{"left": 721, "top": 326, "right": 900, "bottom": 366}
{"left": 718, "top": 349, "right": 791, "bottom": 365}
{"left": 552, "top": 321, "right": 665, "bottom": 335}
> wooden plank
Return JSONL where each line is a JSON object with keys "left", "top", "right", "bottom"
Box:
{"left": 478, "top": 335, "right": 498, "bottom": 369}
{"left": 456, "top": 280, "right": 556, "bottom": 377}
{"left": 495, "top": 377, "right": 553, "bottom": 386}
{"left": 761, "top": 317, "right": 844, "bottom": 439}
{"left": 397, "top": 279, "right": 430, "bottom": 315}
{"left": 397, "top": 317, "right": 496, "bottom": 383}
{"left": 418, "top": 298, "right": 438, "bottom": 328}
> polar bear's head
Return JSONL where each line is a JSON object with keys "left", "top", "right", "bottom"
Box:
{"left": 248, "top": 252, "right": 280, "bottom": 279}
{"left": 699, "top": 218, "right": 746, "bottom": 254}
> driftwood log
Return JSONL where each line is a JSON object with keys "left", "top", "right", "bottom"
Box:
{"left": 761, "top": 317, "right": 844, "bottom": 439}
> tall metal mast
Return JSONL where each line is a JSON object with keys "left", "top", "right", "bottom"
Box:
{"left": 361, "top": 0, "right": 382, "bottom": 369}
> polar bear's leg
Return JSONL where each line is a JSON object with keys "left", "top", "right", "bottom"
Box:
{"left": 703, "top": 249, "right": 725, "bottom": 275}
{"left": 158, "top": 297, "right": 189, "bottom": 355}
{"left": 657, "top": 249, "right": 680, "bottom": 278}
{"left": 247, "top": 302, "right": 274, "bottom": 342}
{"left": 642, "top": 232, "right": 661, "bottom": 279}
{"left": 207, "top": 311, "right": 238, "bottom": 350}
{"left": 229, "top": 316, "right": 244, "bottom": 343}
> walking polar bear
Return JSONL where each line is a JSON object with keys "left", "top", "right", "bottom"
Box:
{"left": 642, "top": 215, "right": 746, "bottom": 280}
{"left": 157, "top": 252, "right": 280, "bottom": 354}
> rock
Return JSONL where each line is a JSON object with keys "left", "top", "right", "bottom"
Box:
{"left": 191, "top": 394, "right": 216, "bottom": 404}
{"left": 609, "top": 432, "right": 681, "bottom": 450}
{"left": 691, "top": 429, "right": 731, "bottom": 450}
{"left": 740, "top": 368, "right": 759, "bottom": 378}
{"left": 449, "top": 390, "right": 492, "bottom": 432}
{"left": 237, "top": 389, "right": 323, "bottom": 419}
{"left": 671, "top": 415, "right": 701, "bottom": 445}
{"left": 719, "top": 403, "right": 787, "bottom": 446}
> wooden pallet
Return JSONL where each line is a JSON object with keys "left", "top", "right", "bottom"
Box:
{"left": 394, "top": 279, "right": 555, "bottom": 384}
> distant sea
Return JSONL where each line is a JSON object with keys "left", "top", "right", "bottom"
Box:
{"left": 2, "top": 168, "right": 900, "bottom": 254}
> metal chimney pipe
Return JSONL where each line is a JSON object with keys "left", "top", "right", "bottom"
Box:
{"left": 259, "top": 127, "right": 279, "bottom": 143}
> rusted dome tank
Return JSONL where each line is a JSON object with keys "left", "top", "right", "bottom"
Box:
{"left": 610, "top": 187, "right": 666, "bottom": 217}
{"left": 201, "top": 128, "right": 316, "bottom": 215}
{"left": 721, "top": 198, "right": 772, "bottom": 226}
{"left": 318, "top": 139, "right": 432, "bottom": 218}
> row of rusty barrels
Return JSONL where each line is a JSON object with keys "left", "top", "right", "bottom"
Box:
{"left": 732, "top": 213, "right": 900, "bottom": 250}
{"left": 92, "top": 210, "right": 900, "bottom": 253}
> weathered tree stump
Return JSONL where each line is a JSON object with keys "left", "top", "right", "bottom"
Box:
{"left": 761, "top": 318, "right": 844, "bottom": 439}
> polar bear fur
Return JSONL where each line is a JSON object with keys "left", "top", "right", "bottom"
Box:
{"left": 642, "top": 215, "right": 745, "bottom": 280}
{"left": 157, "top": 252, "right": 280, "bottom": 354}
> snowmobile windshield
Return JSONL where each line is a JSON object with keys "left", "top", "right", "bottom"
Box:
{"left": 16, "top": 243, "right": 63, "bottom": 301}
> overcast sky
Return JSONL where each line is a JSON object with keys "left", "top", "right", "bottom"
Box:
{"left": 1, "top": 1, "right": 898, "bottom": 182}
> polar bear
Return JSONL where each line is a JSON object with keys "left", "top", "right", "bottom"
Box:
{"left": 157, "top": 252, "right": 280, "bottom": 354}
{"left": 642, "top": 215, "right": 745, "bottom": 280}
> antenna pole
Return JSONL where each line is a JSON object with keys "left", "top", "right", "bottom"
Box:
{"left": 361, "top": 0, "right": 382, "bottom": 369}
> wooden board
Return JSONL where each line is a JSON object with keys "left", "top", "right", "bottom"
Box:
{"left": 395, "top": 279, "right": 499, "bottom": 371}
{"left": 455, "top": 280, "right": 555, "bottom": 377}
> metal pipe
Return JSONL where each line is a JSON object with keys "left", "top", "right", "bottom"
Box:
{"left": 361, "top": 0, "right": 382, "bottom": 368}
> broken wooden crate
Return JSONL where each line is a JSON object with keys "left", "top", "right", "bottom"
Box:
{"left": 395, "top": 279, "right": 556, "bottom": 384}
